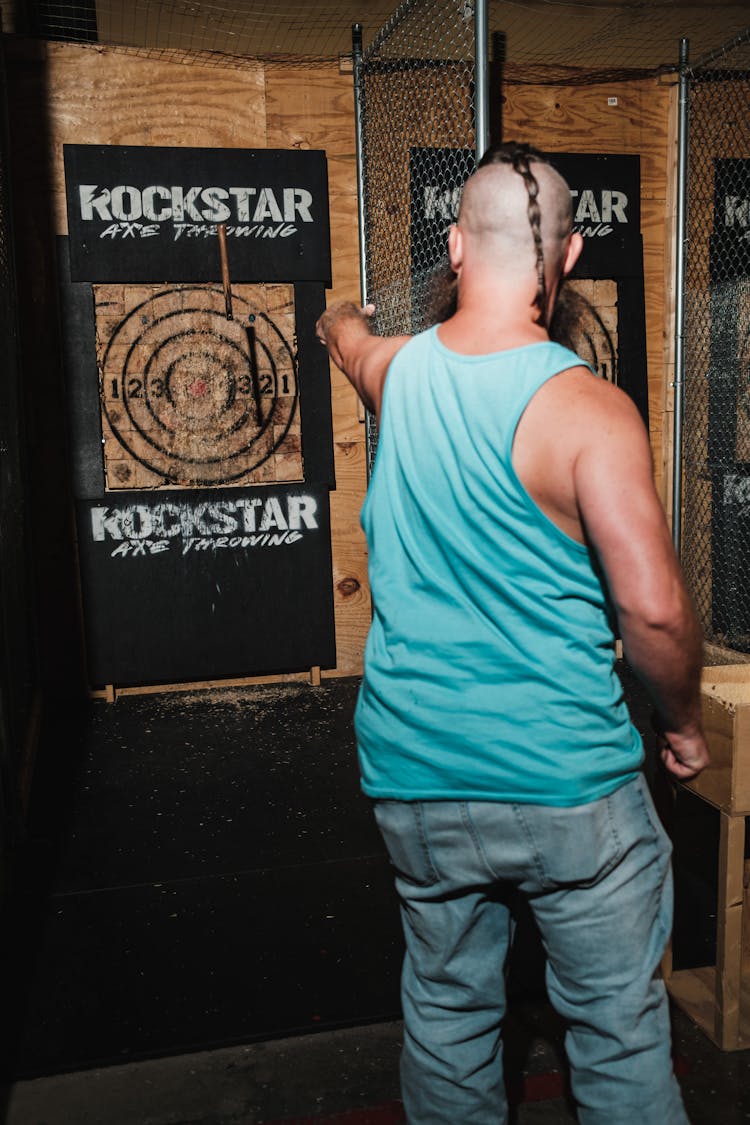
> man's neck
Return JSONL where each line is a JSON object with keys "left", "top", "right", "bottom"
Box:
{"left": 436, "top": 305, "right": 549, "bottom": 356}
{"left": 435, "top": 268, "right": 560, "bottom": 356}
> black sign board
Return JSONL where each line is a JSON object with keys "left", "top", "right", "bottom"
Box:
{"left": 712, "top": 157, "right": 750, "bottom": 281}
{"left": 409, "top": 146, "right": 470, "bottom": 284}
{"left": 711, "top": 469, "right": 750, "bottom": 649}
{"left": 547, "top": 152, "right": 642, "bottom": 276}
{"left": 410, "top": 148, "right": 642, "bottom": 279}
{"left": 75, "top": 484, "right": 336, "bottom": 685}
{"left": 59, "top": 144, "right": 336, "bottom": 686}
{"left": 64, "top": 145, "right": 332, "bottom": 284}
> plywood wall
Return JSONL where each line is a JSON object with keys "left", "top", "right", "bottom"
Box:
{"left": 265, "top": 60, "right": 369, "bottom": 676}
{"left": 3, "top": 39, "right": 676, "bottom": 690}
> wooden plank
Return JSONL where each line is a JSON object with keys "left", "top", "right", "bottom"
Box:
{"left": 96, "top": 282, "right": 301, "bottom": 490}
{"left": 705, "top": 644, "right": 750, "bottom": 667}
{"left": 265, "top": 60, "right": 367, "bottom": 681}
{"left": 0, "top": 0, "right": 19, "bottom": 31}
{"left": 329, "top": 191, "right": 361, "bottom": 300}
{"left": 686, "top": 693, "right": 737, "bottom": 812}
{"left": 329, "top": 439, "right": 371, "bottom": 677}
{"left": 734, "top": 708, "right": 750, "bottom": 815}
{"left": 265, "top": 62, "right": 356, "bottom": 158}
{"left": 703, "top": 665, "right": 750, "bottom": 685}
{"left": 642, "top": 196, "right": 670, "bottom": 505}
{"left": 715, "top": 812, "right": 746, "bottom": 1048}
{"left": 326, "top": 152, "right": 359, "bottom": 206}
{"left": 667, "top": 962, "right": 750, "bottom": 1052}
{"left": 661, "top": 935, "right": 673, "bottom": 981}
{"left": 503, "top": 77, "right": 669, "bottom": 182}
{"left": 5, "top": 41, "right": 268, "bottom": 236}
{"left": 331, "top": 367, "right": 367, "bottom": 445}
{"left": 693, "top": 666, "right": 750, "bottom": 814}
{"left": 742, "top": 964, "right": 750, "bottom": 1050}
{"left": 665, "top": 966, "right": 719, "bottom": 1045}
{"left": 89, "top": 669, "right": 319, "bottom": 699}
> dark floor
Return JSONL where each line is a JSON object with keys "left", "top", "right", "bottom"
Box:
{"left": 4, "top": 1001, "right": 750, "bottom": 1125}
{"left": 1, "top": 669, "right": 747, "bottom": 1123}
{"left": 1, "top": 678, "right": 404, "bottom": 1078}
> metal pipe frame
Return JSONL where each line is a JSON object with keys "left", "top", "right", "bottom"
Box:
{"left": 672, "top": 36, "right": 690, "bottom": 554}
{"left": 474, "top": 0, "right": 489, "bottom": 162}
{"left": 352, "top": 23, "right": 368, "bottom": 308}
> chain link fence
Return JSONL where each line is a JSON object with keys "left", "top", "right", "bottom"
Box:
{"left": 358, "top": 0, "right": 476, "bottom": 333}
{"left": 4, "top": 2, "right": 750, "bottom": 73}
{"left": 356, "top": 0, "right": 477, "bottom": 469}
{"left": 681, "top": 29, "right": 750, "bottom": 656}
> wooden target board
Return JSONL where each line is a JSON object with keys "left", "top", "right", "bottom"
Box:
{"left": 95, "top": 283, "right": 301, "bottom": 490}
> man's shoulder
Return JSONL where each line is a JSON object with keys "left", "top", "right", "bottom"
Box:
{"left": 548, "top": 364, "right": 642, "bottom": 416}
{"left": 529, "top": 365, "right": 649, "bottom": 463}
{"left": 393, "top": 325, "right": 435, "bottom": 352}
{"left": 380, "top": 325, "right": 433, "bottom": 379}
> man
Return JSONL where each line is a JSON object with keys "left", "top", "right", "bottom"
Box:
{"left": 315, "top": 143, "right": 709, "bottom": 1125}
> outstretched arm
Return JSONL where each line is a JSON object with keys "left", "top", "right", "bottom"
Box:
{"left": 315, "top": 302, "right": 410, "bottom": 420}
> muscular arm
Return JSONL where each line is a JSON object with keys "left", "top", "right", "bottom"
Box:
{"left": 571, "top": 381, "right": 708, "bottom": 779}
{"left": 315, "top": 302, "right": 410, "bottom": 420}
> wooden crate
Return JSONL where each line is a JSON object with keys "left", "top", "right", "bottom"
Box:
{"left": 686, "top": 665, "right": 750, "bottom": 815}
{"left": 664, "top": 665, "right": 750, "bottom": 1050}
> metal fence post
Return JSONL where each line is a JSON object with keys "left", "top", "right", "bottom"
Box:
{"left": 474, "top": 0, "right": 489, "bottom": 161}
{"left": 672, "top": 36, "right": 690, "bottom": 554}
{"left": 351, "top": 22, "right": 380, "bottom": 480}
{"left": 352, "top": 23, "right": 368, "bottom": 308}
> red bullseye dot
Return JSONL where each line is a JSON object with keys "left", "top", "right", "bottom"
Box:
{"left": 189, "top": 378, "right": 208, "bottom": 397}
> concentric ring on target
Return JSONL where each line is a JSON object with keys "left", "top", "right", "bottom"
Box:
{"left": 101, "top": 286, "right": 298, "bottom": 485}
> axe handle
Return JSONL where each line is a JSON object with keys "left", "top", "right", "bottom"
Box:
{"left": 217, "top": 223, "right": 233, "bottom": 320}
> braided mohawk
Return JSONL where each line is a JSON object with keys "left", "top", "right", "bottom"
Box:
{"left": 478, "top": 141, "right": 551, "bottom": 329}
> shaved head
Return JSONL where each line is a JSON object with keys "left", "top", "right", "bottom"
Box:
{"left": 457, "top": 160, "right": 573, "bottom": 279}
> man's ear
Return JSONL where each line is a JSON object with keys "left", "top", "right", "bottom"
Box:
{"left": 448, "top": 224, "right": 463, "bottom": 273}
{"left": 562, "top": 231, "right": 584, "bottom": 277}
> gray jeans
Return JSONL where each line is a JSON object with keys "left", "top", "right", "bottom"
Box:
{"left": 374, "top": 774, "right": 689, "bottom": 1125}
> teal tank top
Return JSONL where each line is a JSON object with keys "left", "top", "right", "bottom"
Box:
{"left": 356, "top": 326, "right": 643, "bottom": 806}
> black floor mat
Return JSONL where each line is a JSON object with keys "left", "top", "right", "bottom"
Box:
{"left": 10, "top": 857, "right": 403, "bottom": 1075}
{"left": 3, "top": 679, "right": 404, "bottom": 1078}
{"left": 3, "top": 664, "right": 706, "bottom": 1079}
